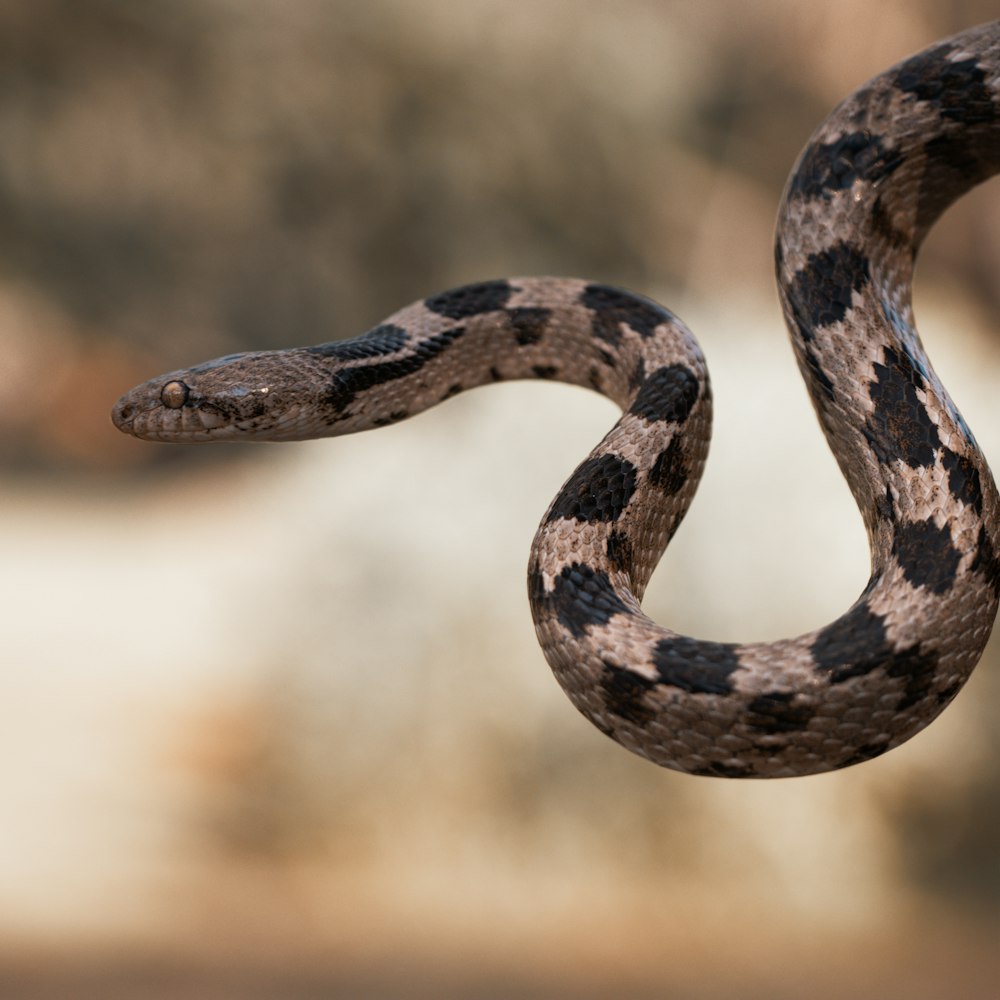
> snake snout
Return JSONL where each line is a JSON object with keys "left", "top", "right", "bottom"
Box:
{"left": 111, "top": 390, "right": 148, "bottom": 436}
{"left": 111, "top": 378, "right": 201, "bottom": 441}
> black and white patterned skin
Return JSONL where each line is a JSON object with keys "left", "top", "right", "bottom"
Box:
{"left": 113, "top": 22, "right": 1000, "bottom": 777}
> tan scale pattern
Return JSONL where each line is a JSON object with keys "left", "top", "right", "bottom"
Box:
{"left": 114, "top": 22, "right": 1000, "bottom": 778}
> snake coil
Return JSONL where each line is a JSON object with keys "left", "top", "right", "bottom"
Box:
{"left": 114, "top": 22, "right": 1000, "bottom": 777}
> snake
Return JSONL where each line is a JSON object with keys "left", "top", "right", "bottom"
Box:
{"left": 113, "top": 21, "right": 1000, "bottom": 778}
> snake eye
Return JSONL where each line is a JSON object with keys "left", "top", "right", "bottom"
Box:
{"left": 161, "top": 380, "right": 190, "bottom": 409}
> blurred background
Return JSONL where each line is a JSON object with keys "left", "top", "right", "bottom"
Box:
{"left": 1, "top": 1, "right": 998, "bottom": 997}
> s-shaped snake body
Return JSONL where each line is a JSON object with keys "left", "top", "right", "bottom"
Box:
{"left": 114, "top": 22, "right": 1000, "bottom": 778}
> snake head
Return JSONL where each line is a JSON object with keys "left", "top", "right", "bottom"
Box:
{"left": 111, "top": 349, "right": 333, "bottom": 442}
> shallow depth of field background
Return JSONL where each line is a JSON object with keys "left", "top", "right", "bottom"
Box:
{"left": 1, "top": 2, "right": 998, "bottom": 997}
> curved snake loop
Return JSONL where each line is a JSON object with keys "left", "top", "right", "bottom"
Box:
{"left": 114, "top": 22, "right": 1000, "bottom": 777}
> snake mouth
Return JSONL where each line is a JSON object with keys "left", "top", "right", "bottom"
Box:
{"left": 112, "top": 381, "right": 289, "bottom": 442}
{"left": 111, "top": 385, "right": 225, "bottom": 442}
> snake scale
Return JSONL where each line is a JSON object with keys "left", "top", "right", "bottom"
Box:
{"left": 114, "top": 22, "right": 1000, "bottom": 778}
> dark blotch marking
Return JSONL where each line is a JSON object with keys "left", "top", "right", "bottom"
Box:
{"left": 812, "top": 603, "right": 890, "bottom": 683}
{"left": 788, "top": 129, "right": 903, "bottom": 200}
{"left": 546, "top": 563, "right": 632, "bottom": 639}
{"left": 546, "top": 453, "right": 638, "bottom": 524}
{"left": 864, "top": 345, "right": 940, "bottom": 467}
{"left": 605, "top": 529, "right": 634, "bottom": 574}
{"left": 941, "top": 447, "right": 983, "bottom": 515}
{"left": 532, "top": 365, "right": 558, "bottom": 379}
{"left": 308, "top": 323, "right": 409, "bottom": 360}
{"left": 648, "top": 438, "right": 688, "bottom": 496}
{"left": 629, "top": 365, "right": 700, "bottom": 424}
{"left": 651, "top": 636, "right": 741, "bottom": 696}
{"left": 894, "top": 43, "right": 996, "bottom": 126}
{"left": 870, "top": 196, "right": 908, "bottom": 250}
{"left": 690, "top": 762, "right": 755, "bottom": 779}
{"left": 527, "top": 562, "right": 546, "bottom": 611}
{"left": 971, "top": 526, "right": 1000, "bottom": 597}
{"left": 508, "top": 306, "right": 551, "bottom": 346}
{"left": 898, "top": 336, "right": 931, "bottom": 385}
{"left": 893, "top": 518, "right": 961, "bottom": 595}
{"left": 599, "top": 661, "right": 656, "bottom": 726}
{"left": 935, "top": 678, "right": 964, "bottom": 706}
{"left": 628, "top": 357, "right": 646, "bottom": 392}
{"left": 425, "top": 280, "right": 513, "bottom": 319}
{"left": 489, "top": 366, "right": 505, "bottom": 382}
{"left": 372, "top": 409, "right": 409, "bottom": 427}
{"left": 786, "top": 240, "right": 871, "bottom": 336}
{"left": 894, "top": 44, "right": 1000, "bottom": 233}
{"left": 873, "top": 485, "right": 896, "bottom": 527}
{"left": 885, "top": 645, "right": 941, "bottom": 711}
{"left": 813, "top": 602, "right": 941, "bottom": 710}
{"left": 835, "top": 741, "right": 891, "bottom": 769}
{"left": 916, "top": 130, "right": 1000, "bottom": 235}
{"left": 746, "top": 692, "right": 816, "bottom": 734}
{"left": 440, "top": 383, "right": 463, "bottom": 401}
{"left": 323, "top": 326, "right": 465, "bottom": 417}
{"left": 582, "top": 284, "right": 674, "bottom": 345}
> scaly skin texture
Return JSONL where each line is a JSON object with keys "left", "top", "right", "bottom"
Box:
{"left": 114, "top": 23, "right": 1000, "bottom": 777}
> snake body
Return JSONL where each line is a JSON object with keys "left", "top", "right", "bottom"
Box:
{"left": 114, "top": 22, "right": 1000, "bottom": 778}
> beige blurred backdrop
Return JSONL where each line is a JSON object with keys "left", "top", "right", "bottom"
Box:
{"left": 1, "top": 1, "right": 998, "bottom": 997}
